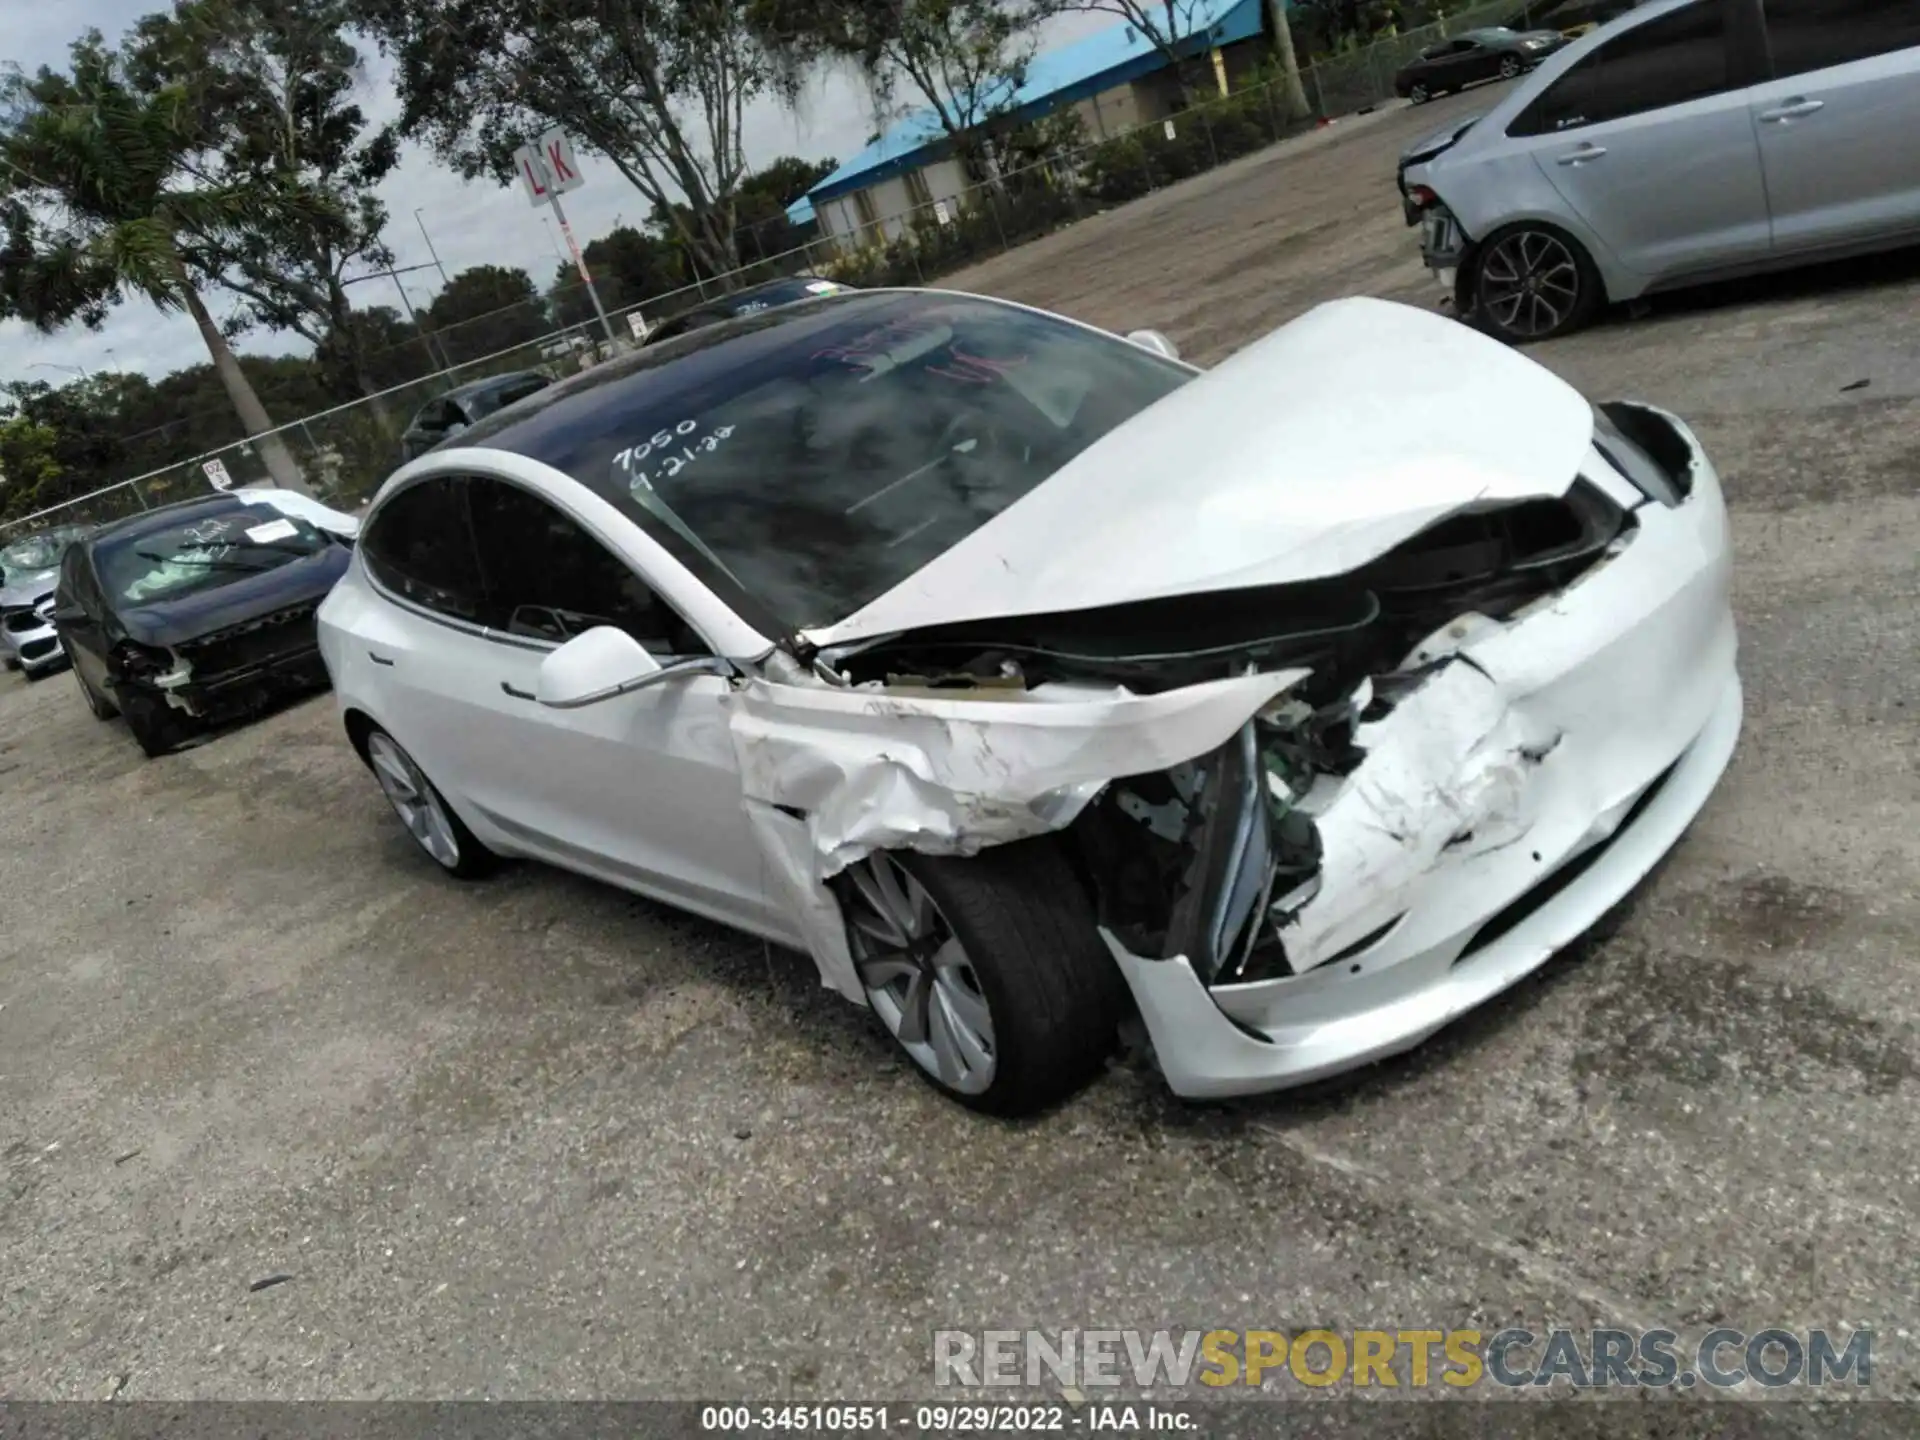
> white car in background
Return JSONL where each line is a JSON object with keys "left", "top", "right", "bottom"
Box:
{"left": 1400, "top": 0, "right": 1920, "bottom": 341}
{"left": 318, "top": 288, "right": 1740, "bottom": 1115}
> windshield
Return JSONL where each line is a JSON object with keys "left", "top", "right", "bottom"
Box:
{"left": 488, "top": 293, "right": 1191, "bottom": 630}
{"left": 96, "top": 508, "right": 330, "bottom": 606}
{"left": 0, "top": 526, "right": 86, "bottom": 580}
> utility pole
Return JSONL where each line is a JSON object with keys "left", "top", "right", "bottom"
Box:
{"left": 413, "top": 208, "right": 451, "bottom": 288}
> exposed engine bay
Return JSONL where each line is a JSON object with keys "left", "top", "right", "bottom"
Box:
{"left": 830, "top": 479, "right": 1638, "bottom": 987}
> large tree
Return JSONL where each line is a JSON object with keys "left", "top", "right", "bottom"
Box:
{"left": 422, "top": 263, "right": 550, "bottom": 361}
{"left": 754, "top": 0, "right": 1050, "bottom": 177}
{"left": 0, "top": 31, "right": 312, "bottom": 490}
{"left": 131, "top": 0, "right": 405, "bottom": 414}
{"left": 351, "top": 0, "right": 768, "bottom": 277}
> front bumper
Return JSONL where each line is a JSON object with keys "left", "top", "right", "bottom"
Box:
{"left": 1108, "top": 413, "right": 1741, "bottom": 1097}
{"left": 1, "top": 620, "right": 65, "bottom": 674}
{"left": 136, "top": 643, "right": 330, "bottom": 721}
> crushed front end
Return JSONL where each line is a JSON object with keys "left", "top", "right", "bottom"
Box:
{"left": 810, "top": 403, "right": 1739, "bottom": 1097}
{"left": 114, "top": 599, "right": 332, "bottom": 723}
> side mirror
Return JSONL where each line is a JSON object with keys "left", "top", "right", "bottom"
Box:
{"left": 535, "top": 626, "right": 662, "bottom": 708}
{"left": 1125, "top": 329, "right": 1181, "bottom": 361}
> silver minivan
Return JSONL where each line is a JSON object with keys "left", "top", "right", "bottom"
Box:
{"left": 1400, "top": 0, "right": 1920, "bottom": 341}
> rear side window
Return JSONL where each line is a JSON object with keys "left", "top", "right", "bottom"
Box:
{"left": 1763, "top": 0, "right": 1920, "bottom": 77}
{"left": 1510, "top": 2, "right": 1729, "bottom": 134}
{"left": 361, "top": 476, "right": 489, "bottom": 624}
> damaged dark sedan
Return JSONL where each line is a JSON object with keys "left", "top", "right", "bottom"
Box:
{"left": 54, "top": 490, "right": 357, "bottom": 756}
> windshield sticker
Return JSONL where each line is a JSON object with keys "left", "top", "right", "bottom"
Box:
{"left": 245, "top": 518, "right": 298, "bottom": 544}
{"left": 615, "top": 421, "right": 737, "bottom": 494}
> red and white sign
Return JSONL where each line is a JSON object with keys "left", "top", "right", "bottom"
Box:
{"left": 513, "top": 128, "right": 586, "bottom": 207}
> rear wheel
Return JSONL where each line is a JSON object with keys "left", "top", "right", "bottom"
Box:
{"left": 365, "top": 727, "right": 498, "bottom": 878}
{"left": 121, "top": 689, "right": 197, "bottom": 758}
{"left": 842, "top": 840, "right": 1124, "bottom": 1117}
{"left": 1470, "top": 223, "right": 1603, "bottom": 344}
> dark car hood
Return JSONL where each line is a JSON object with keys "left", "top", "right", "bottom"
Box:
{"left": 119, "top": 544, "right": 350, "bottom": 647}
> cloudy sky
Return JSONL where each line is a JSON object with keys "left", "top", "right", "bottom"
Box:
{"left": 1, "top": 2, "right": 1113, "bottom": 388}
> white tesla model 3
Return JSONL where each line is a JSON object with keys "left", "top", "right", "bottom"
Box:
{"left": 318, "top": 288, "right": 1741, "bottom": 1115}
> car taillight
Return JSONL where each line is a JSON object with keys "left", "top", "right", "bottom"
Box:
{"left": 1408, "top": 184, "right": 1440, "bottom": 211}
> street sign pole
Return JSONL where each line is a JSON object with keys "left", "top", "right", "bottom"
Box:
{"left": 551, "top": 189, "right": 618, "bottom": 348}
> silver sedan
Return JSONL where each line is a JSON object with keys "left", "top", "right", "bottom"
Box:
{"left": 1399, "top": 0, "right": 1920, "bottom": 341}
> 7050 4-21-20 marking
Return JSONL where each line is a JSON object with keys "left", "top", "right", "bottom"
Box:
{"left": 615, "top": 420, "right": 735, "bottom": 494}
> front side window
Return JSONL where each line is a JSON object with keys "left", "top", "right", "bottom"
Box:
{"left": 463, "top": 477, "right": 700, "bottom": 654}
{"left": 1763, "top": 0, "right": 1920, "bottom": 77}
{"left": 465, "top": 293, "right": 1192, "bottom": 633}
{"left": 360, "top": 476, "right": 488, "bottom": 623}
{"left": 1510, "top": 2, "right": 1729, "bottom": 134}
{"left": 95, "top": 507, "right": 332, "bottom": 606}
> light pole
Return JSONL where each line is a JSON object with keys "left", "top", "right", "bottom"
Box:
{"left": 413, "top": 208, "right": 451, "bottom": 288}
{"left": 344, "top": 260, "right": 454, "bottom": 373}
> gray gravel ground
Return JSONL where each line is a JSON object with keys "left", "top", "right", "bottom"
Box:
{"left": 2, "top": 85, "right": 1917, "bottom": 1404}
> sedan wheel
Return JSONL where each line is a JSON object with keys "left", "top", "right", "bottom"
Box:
{"left": 1473, "top": 226, "right": 1601, "bottom": 343}
{"left": 1409, "top": 82, "right": 1431, "bottom": 104}
{"left": 839, "top": 840, "right": 1125, "bottom": 1116}
{"left": 365, "top": 729, "right": 495, "bottom": 878}
{"left": 1499, "top": 55, "right": 1522, "bottom": 78}
{"left": 848, "top": 854, "right": 997, "bottom": 1095}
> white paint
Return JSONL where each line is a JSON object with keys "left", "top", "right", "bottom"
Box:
{"left": 536, "top": 128, "right": 586, "bottom": 196}
{"left": 803, "top": 298, "right": 1595, "bottom": 648}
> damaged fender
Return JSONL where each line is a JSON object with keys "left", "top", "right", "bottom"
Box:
{"left": 726, "top": 669, "right": 1309, "bottom": 1000}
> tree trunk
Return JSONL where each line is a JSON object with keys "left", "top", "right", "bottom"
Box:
{"left": 174, "top": 264, "right": 310, "bottom": 494}
{"left": 1267, "top": 0, "right": 1312, "bottom": 119}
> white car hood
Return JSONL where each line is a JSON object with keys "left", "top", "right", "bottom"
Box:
{"left": 803, "top": 297, "right": 1594, "bottom": 649}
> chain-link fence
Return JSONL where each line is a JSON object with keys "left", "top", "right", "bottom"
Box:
{"left": 3, "top": 4, "right": 1516, "bottom": 536}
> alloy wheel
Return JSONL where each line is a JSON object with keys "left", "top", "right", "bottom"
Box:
{"left": 367, "top": 732, "right": 462, "bottom": 869}
{"left": 1500, "top": 56, "right": 1522, "bottom": 78}
{"left": 1479, "top": 229, "right": 1582, "bottom": 339}
{"left": 1410, "top": 83, "right": 1431, "bottom": 103}
{"left": 845, "top": 854, "right": 997, "bottom": 1095}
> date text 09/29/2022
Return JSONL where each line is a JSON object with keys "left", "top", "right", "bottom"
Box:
{"left": 699, "top": 1404, "right": 1194, "bottom": 1432}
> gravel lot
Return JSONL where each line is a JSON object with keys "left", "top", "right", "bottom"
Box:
{"left": 4, "top": 86, "right": 1918, "bottom": 1402}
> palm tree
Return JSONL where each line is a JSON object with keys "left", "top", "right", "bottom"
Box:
{"left": 0, "top": 32, "right": 311, "bottom": 493}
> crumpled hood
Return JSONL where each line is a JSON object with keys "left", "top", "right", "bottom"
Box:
{"left": 121, "top": 545, "right": 350, "bottom": 647}
{"left": 804, "top": 297, "right": 1594, "bottom": 649}
{"left": 0, "top": 568, "right": 59, "bottom": 609}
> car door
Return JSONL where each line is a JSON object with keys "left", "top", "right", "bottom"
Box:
{"left": 54, "top": 545, "right": 113, "bottom": 695}
{"left": 351, "top": 473, "right": 513, "bottom": 805}
{"left": 459, "top": 474, "right": 779, "bottom": 931}
{"left": 1747, "top": 0, "right": 1920, "bottom": 252}
{"left": 1506, "top": 0, "right": 1771, "bottom": 280}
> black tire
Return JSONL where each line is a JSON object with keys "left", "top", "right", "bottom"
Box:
{"left": 846, "top": 839, "right": 1126, "bottom": 1117}
{"left": 70, "top": 647, "right": 118, "bottom": 720}
{"left": 362, "top": 724, "right": 500, "bottom": 879}
{"left": 1499, "top": 55, "right": 1522, "bottom": 79}
{"left": 121, "top": 689, "right": 197, "bottom": 758}
{"left": 1408, "top": 82, "right": 1432, "bottom": 104}
{"left": 1468, "top": 222, "right": 1604, "bottom": 345}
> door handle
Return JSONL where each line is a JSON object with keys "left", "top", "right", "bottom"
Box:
{"left": 367, "top": 650, "right": 396, "bottom": 667}
{"left": 1759, "top": 98, "right": 1825, "bottom": 123}
{"left": 501, "top": 681, "right": 536, "bottom": 700}
{"left": 1557, "top": 145, "right": 1607, "bottom": 165}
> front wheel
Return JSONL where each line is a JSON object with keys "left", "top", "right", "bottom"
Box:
{"left": 1499, "top": 55, "right": 1522, "bottom": 79}
{"left": 1408, "top": 82, "right": 1432, "bottom": 104}
{"left": 364, "top": 726, "right": 498, "bottom": 878}
{"left": 841, "top": 840, "right": 1125, "bottom": 1117}
{"left": 121, "top": 689, "right": 197, "bottom": 758}
{"left": 1469, "top": 224, "right": 1603, "bottom": 344}
{"left": 69, "top": 645, "right": 117, "bottom": 719}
